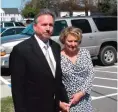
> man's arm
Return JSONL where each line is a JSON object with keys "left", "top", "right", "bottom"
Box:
{"left": 9, "top": 46, "right": 26, "bottom": 112}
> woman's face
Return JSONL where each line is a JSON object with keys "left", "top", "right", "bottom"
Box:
{"left": 64, "top": 34, "right": 79, "bottom": 53}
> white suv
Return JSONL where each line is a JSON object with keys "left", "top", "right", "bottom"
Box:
{"left": 1, "top": 16, "right": 117, "bottom": 69}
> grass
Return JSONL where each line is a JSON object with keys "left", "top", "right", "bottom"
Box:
{"left": 1, "top": 96, "right": 14, "bottom": 112}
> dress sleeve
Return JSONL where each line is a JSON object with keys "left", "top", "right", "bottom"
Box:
{"left": 79, "top": 50, "right": 94, "bottom": 94}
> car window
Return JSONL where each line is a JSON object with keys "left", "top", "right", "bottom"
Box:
{"left": 1, "top": 28, "right": 15, "bottom": 36}
{"left": 15, "top": 28, "right": 25, "bottom": 34}
{"left": 71, "top": 19, "right": 92, "bottom": 33}
{"left": 52, "top": 20, "right": 68, "bottom": 36}
{"left": 15, "top": 22, "right": 25, "bottom": 26}
{"left": 93, "top": 17, "right": 117, "bottom": 31}
{"left": 4, "top": 22, "right": 14, "bottom": 27}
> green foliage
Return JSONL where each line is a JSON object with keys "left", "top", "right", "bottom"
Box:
{"left": 98, "top": 3, "right": 110, "bottom": 13}
{"left": 21, "top": 2, "right": 40, "bottom": 18}
{"left": 1, "top": 96, "right": 14, "bottom": 112}
{"left": 98, "top": 0, "right": 117, "bottom": 15}
{"left": 21, "top": 0, "right": 57, "bottom": 18}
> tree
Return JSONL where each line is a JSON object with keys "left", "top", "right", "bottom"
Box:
{"left": 98, "top": 0, "right": 117, "bottom": 15}
{"left": 21, "top": 0, "right": 60, "bottom": 17}
{"left": 21, "top": 2, "right": 38, "bottom": 18}
{"left": 59, "top": 0, "right": 82, "bottom": 16}
{"left": 58, "top": 0, "right": 94, "bottom": 16}
{"left": 31, "top": 0, "right": 57, "bottom": 9}
{"left": 109, "top": 0, "right": 117, "bottom": 15}
{"left": 84, "top": 0, "right": 89, "bottom": 16}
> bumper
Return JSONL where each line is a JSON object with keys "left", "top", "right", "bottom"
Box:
{"left": 1, "top": 54, "right": 10, "bottom": 68}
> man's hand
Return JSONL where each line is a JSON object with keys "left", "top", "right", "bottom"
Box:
{"left": 59, "top": 101, "right": 70, "bottom": 112}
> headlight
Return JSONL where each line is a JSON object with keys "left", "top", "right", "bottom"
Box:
{"left": 0, "top": 46, "right": 6, "bottom": 56}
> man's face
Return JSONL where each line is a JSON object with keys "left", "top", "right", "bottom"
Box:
{"left": 33, "top": 14, "right": 54, "bottom": 41}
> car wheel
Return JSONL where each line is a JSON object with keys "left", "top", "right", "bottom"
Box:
{"left": 99, "top": 46, "right": 117, "bottom": 66}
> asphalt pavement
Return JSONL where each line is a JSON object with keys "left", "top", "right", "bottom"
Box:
{"left": 92, "top": 63, "right": 117, "bottom": 112}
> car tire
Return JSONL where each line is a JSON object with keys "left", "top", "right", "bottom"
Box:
{"left": 99, "top": 46, "right": 117, "bottom": 66}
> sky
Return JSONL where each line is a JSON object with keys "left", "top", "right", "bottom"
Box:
{"left": 1, "top": 0, "right": 30, "bottom": 9}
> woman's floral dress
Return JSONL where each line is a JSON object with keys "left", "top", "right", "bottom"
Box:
{"left": 61, "top": 48, "right": 94, "bottom": 112}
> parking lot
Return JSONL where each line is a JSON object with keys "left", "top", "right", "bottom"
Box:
{"left": 0, "top": 61, "right": 117, "bottom": 112}
{"left": 92, "top": 62, "right": 117, "bottom": 112}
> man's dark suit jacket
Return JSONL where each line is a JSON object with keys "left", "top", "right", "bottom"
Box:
{"left": 9, "top": 35, "right": 69, "bottom": 112}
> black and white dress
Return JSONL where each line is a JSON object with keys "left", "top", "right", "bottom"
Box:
{"left": 61, "top": 48, "right": 94, "bottom": 112}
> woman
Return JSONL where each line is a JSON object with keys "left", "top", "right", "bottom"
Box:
{"left": 59, "top": 26, "right": 94, "bottom": 112}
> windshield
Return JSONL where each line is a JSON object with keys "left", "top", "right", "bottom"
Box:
{"left": 21, "top": 23, "right": 34, "bottom": 35}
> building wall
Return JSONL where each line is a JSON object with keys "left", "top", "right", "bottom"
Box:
{"left": 0, "top": 9, "right": 5, "bottom": 21}
{"left": 60, "top": 11, "right": 91, "bottom": 17}
{"left": 0, "top": 8, "right": 23, "bottom": 21}
{"left": 2, "top": 14, "right": 23, "bottom": 21}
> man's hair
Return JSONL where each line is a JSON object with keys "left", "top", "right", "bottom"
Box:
{"left": 34, "top": 8, "right": 55, "bottom": 24}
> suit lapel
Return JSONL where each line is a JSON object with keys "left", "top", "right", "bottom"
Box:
{"left": 29, "top": 36, "right": 55, "bottom": 78}
{"left": 30, "top": 36, "right": 44, "bottom": 58}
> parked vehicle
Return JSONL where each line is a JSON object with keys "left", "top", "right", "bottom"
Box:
{"left": 1, "top": 16, "right": 117, "bottom": 69}
{"left": 0, "top": 27, "right": 25, "bottom": 37}
{"left": 21, "top": 18, "right": 34, "bottom": 26}
{"left": 0, "top": 21, "right": 25, "bottom": 28}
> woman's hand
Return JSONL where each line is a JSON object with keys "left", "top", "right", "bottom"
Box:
{"left": 59, "top": 101, "right": 70, "bottom": 112}
{"left": 70, "top": 91, "right": 85, "bottom": 105}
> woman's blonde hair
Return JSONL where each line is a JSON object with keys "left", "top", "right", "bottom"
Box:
{"left": 59, "top": 26, "right": 82, "bottom": 44}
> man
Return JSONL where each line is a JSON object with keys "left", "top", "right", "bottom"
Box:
{"left": 9, "top": 9, "right": 69, "bottom": 112}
